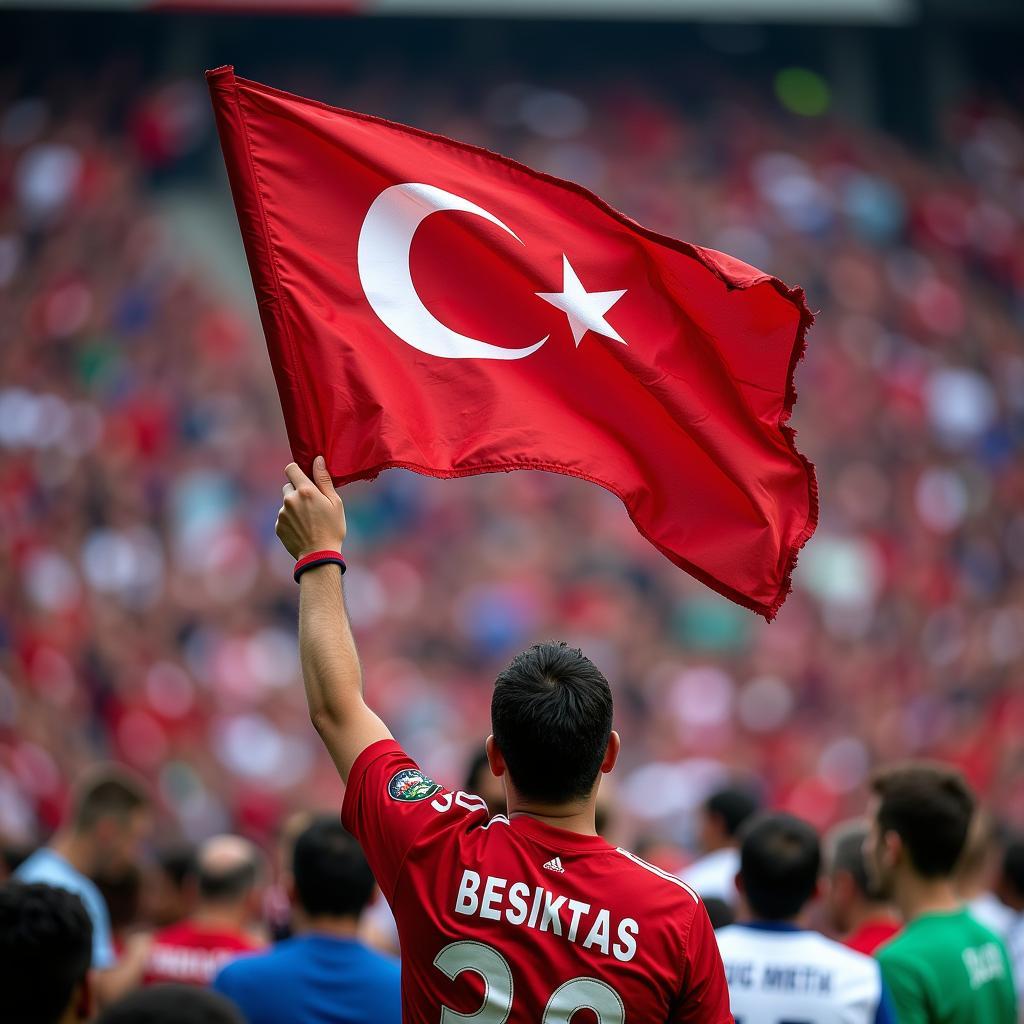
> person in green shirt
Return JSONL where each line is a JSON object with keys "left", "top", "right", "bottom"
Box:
{"left": 865, "top": 762, "right": 1017, "bottom": 1024}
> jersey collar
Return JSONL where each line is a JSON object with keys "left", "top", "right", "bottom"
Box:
{"left": 507, "top": 813, "right": 610, "bottom": 852}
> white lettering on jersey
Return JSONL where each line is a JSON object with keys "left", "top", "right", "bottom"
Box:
{"left": 450, "top": 869, "right": 639, "bottom": 962}
{"left": 582, "top": 909, "right": 611, "bottom": 955}
{"left": 963, "top": 943, "right": 1006, "bottom": 989}
{"left": 455, "top": 868, "right": 481, "bottom": 915}
{"left": 613, "top": 918, "right": 639, "bottom": 963}
{"left": 480, "top": 876, "right": 507, "bottom": 921}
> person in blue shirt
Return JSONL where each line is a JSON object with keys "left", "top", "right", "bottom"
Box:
{"left": 16, "top": 766, "right": 154, "bottom": 1007}
{"left": 716, "top": 811, "right": 897, "bottom": 1024}
{"left": 213, "top": 816, "right": 400, "bottom": 1024}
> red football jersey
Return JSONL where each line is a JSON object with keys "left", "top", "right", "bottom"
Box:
{"left": 143, "top": 921, "right": 261, "bottom": 986}
{"left": 342, "top": 740, "right": 733, "bottom": 1023}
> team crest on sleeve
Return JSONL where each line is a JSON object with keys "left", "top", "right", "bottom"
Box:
{"left": 387, "top": 768, "right": 442, "bottom": 802}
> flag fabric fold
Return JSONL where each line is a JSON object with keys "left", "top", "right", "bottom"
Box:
{"left": 207, "top": 65, "right": 817, "bottom": 619}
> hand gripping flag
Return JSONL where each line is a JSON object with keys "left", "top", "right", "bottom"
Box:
{"left": 208, "top": 67, "right": 817, "bottom": 619}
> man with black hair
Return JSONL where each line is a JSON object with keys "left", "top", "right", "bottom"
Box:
{"left": 143, "top": 835, "right": 263, "bottom": 986}
{"left": 866, "top": 762, "right": 1017, "bottom": 1023}
{"left": 15, "top": 765, "right": 153, "bottom": 1004}
{"left": 682, "top": 786, "right": 760, "bottom": 906}
{"left": 95, "top": 984, "right": 242, "bottom": 1024}
{"left": 273, "top": 458, "right": 732, "bottom": 1023}
{"left": 0, "top": 882, "right": 93, "bottom": 1024}
{"left": 824, "top": 820, "right": 900, "bottom": 955}
{"left": 716, "top": 812, "right": 895, "bottom": 1024}
{"left": 213, "top": 816, "right": 400, "bottom": 1024}
{"left": 145, "top": 842, "right": 199, "bottom": 929}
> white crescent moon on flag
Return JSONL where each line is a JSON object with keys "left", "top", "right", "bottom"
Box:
{"left": 356, "top": 182, "right": 549, "bottom": 360}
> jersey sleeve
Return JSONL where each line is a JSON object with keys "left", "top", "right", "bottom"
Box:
{"left": 876, "top": 951, "right": 930, "bottom": 1024}
{"left": 671, "top": 903, "right": 734, "bottom": 1023}
{"left": 341, "top": 738, "right": 487, "bottom": 903}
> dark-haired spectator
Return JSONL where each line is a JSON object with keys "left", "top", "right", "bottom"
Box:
{"left": 717, "top": 812, "right": 895, "bottom": 1024}
{"left": 0, "top": 882, "right": 93, "bottom": 1024}
{"left": 866, "top": 763, "right": 1017, "bottom": 1023}
{"left": 825, "top": 819, "right": 900, "bottom": 954}
{"left": 144, "top": 843, "right": 199, "bottom": 929}
{"left": 95, "top": 984, "right": 242, "bottom": 1024}
{"left": 680, "top": 785, "right": 760, "bottom": 905}
{"left": 15, "top": 767, "right": 153, "bottom": 1004}
{"left": 144, "top": 835, "right": 263, "bottom": 986}
{"left": 213, "top": 816, "right": 400, "bottom": 1024}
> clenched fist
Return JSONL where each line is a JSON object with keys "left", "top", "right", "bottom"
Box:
{"left": 275, "top": 455, "right": 347, "bottom": 559}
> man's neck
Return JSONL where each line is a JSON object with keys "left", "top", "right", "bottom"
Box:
{"left": 893, "top": 873, "right": 962, "bottom": 923}
{"left": 50, "top": 832, "right": 91, "bottom": 877}
{"left": 193, "top": 905, "right": 250, "bottom": 933}
{"left": 294, "top": 913, "right": 361, "bottom": 939}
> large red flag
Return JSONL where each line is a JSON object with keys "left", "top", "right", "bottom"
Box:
{"left": 208, "top": 66, "right": 817, "bottom": 619}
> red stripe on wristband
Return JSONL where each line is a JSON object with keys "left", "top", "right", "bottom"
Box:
{"left": 293, "top": 549, "right": 346, "bottom": 582}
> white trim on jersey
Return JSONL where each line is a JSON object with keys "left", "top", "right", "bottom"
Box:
{"left": 481, "top": 814, "right": 510, "bottom": 830}
{"left": 615, "top": 847, "right": 700, "bottom": 903}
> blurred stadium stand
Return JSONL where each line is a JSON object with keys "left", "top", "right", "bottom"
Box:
{"left": 0, "top": 2, "right": 1022, "bottom": 861}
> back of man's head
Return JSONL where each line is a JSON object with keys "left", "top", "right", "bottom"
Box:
{"left": 739, "top": 812, "right": 821, "bottom": 921}
{"left": 71, "top": 767, "right": 149, "bottom": 834}
{"left": 95, "top": 985, "right": 241, "bottom": 1024}
{"left": 827, "top": 820, "right": 878, "bottom": 898}
{"left": 871, "top": 762, "right": 974, "bottom": 879}
{"left": 705, "top": 786, "right": 760, "bottom": 843}
{"left": 197, "top": 835, "right": 261, "bottom": 906}
{"left": 292, "top": 816, "right": 375, "bottom": 920}
{"left": 491, "top": 641, "right": 613, "bottom": 804}
{"left": 0, "top": 882, "right": 93, "bottom": 1024}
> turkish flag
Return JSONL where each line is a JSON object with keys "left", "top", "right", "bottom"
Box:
{"left": 208, "top": 67, "right": 817, "bottom": 619}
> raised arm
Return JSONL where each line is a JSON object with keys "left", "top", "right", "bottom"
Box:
{"left": 275, "top": 457, "right": 392, "bottom": 781}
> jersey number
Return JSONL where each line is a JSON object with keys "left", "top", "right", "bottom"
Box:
{"left": 435, "top": 940, "right": 626, "bottom": 1023}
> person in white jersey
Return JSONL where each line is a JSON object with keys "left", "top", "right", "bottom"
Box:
{"left": 716, "top": 812, "right": 896, "bottom": 1024}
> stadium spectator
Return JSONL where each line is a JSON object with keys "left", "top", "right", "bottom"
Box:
{"left": 680, "top": 786, "right": 760, "bottom": 905}
{"left": 144, "top": 843, "right": 199, "bottom": 929}
{"left": 143, "top": 834, "right": 263, "bottom": 986}
{"left": 717, "top": 812, "right": 895, "bottom": 1023}
{"left": 866, "top": 763, "right": 1017, "bottom": 1023}
{"left": 15, "top": 768, "right": 153, "bottom": 1004}
{"left": 213, "top": 816, "right": 400, "bottom": 1024}
{"left": 956, "top": 810, "right": 1015, "bottom": 938}
{"left": 0, "top": 882, "right": 94, "bottom": 1024}
{"left": 95, "top": 984, "right": 242, "bottom": 1024}
{"left": 993, "top": 835, "right": 1024, "bottom": 1006}
{"left": 825, "top": 819, "right": 900, "bottom": 954}
{"left": 275, "top": 454, "right": 730, "bottom": 1020}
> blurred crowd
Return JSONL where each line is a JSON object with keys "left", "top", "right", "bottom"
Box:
{"left": 1, "top": 56, "right": 1023, "bottom": 879}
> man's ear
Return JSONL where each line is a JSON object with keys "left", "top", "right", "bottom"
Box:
{"left": 734, "top": 871, "right": 745, "bottom": 895}
{"left": 485, "top": 735, "right": 505, "bottom": 778}
{"left": 883, "top": 830, "right": 903, "bottom": 868}
{"left": 600, "top": 731, "right": 620, "bottom": 774}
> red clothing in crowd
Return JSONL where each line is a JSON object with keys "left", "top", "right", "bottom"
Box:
{"left": 844, "top": 917, "right": 902, "bottom": 956}
{"left": 143, "top": 921, "right": 262, "bottom": 986}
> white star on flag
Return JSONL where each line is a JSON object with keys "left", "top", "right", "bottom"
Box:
{"left": 536, "top": 255, "right": 627, "bottom": 348}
